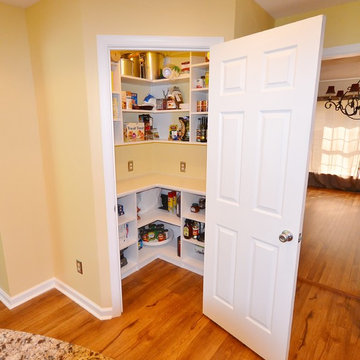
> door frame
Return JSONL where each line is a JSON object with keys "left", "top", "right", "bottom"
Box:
{"left": 96, "top": 35, "right": 223, "bottom": 316}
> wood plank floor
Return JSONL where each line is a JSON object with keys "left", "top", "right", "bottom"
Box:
{"left": 0, "top": 187, "right": 359, "bottom": 359}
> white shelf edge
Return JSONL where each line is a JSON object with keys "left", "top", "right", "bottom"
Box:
{"left": 116, "top": 140, "right": 205, "bottom": 146}
{"left": 118, "top": 215, "right": 137, "bottom": 225}
{"left": 191, "top": 112, "right": 208, "bottom": 115}
{"left": 190, "top": 62, "right": 209, "bottom": 68}
{"left": 119, "top": 237, "right": 138, "bottom": 250}
{"left": 182, "top": 211, "right": 206, "bottom": 223}
{"left": 182, "top": 237, "right": 205, "bottom": 248}
{"left": 137, "top": 209, "right": 181, "bottom": 228}
{"left": 191, "top": 88, "right": 209, "bottom": 92}
{"left": 122, "top": 109, "right": 189, "bottom": 114}
{"left": 121, "top": 74, "right": 189, "bottom": 85}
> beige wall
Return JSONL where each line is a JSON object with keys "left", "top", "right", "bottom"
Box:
{"left": 275, "top": 1, "right": 360, "bottom": 48}
{"left": 1, "top": 0, "right": 275, "bottom": 308}
{"left": 234, "top": 0, "right": 274, "bottom": 38}
{"left": 26, "top": 0, "right": 106, "bottom": 305}
{"left": 0, "top": 234, "right": 9, "bottom": 294}
{"left": 115, "top": 144, "right": 207, "bottom": 181}
{"left": 0, "top": 3, "right": 53, "bottom": 296}
{"left": 77, "top": 0, "right": 240, "bottom": 307}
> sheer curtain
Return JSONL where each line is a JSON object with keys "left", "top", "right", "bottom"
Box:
{"left": 309, "top": 102, "right": 360, "bottom": 190}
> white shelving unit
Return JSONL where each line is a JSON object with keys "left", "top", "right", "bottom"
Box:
{"left": 111, "top": 51, "right": 209, "bottom": 146}
{"left": 117, "top": 185, "right": 206, "bottom": 278}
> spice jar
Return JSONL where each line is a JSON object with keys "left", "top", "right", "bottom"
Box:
{"left": 199, "top": 197, "right": 206, "bottom": 209}
{"left": 191, "top": 203, "right": 200, "bottom": 213}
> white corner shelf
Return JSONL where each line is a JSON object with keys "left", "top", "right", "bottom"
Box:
{"left": 182, "top": 210, "right": 205, "bottom": 223}
{"left": 118, "top": 215, "right": 137, "bottom": 225}
{"left": 121, "top": 74, "right": 189, "bottom": 85}
{"left": 119, "top": 237, "right": 138, "bottom": 251}
{"left": 182, "top": 237, "right": 205, "bottom": 248}
{"left": 137, "top": 209, "right": 181, "bottom": 228}
{"left": 191, "top": 88, "right": 209, "bottom": 92}
{"left": 190, "top": 62, "right": 209, "bottom": 69}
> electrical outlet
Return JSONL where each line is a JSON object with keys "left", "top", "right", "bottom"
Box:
{"left": 128, "top": 160, "right": 134, "bottom": 172}
{"left": 180, "top": 161, "right": 186, "bottom": 172}
{"left": 76, "top": 260, "right": 83, "bottom": 274}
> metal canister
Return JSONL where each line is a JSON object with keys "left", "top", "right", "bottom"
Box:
{"left": 129, "top": 53, "right": 140, "bottom": 77}
{"left": 144, "top": 52, "right": 163, "bottom": 80}
{"left": 120, "top": 57, "right": 132, "bottom": 76}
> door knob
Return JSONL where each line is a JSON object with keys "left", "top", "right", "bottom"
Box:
{"left": 279, "top": 230, "right": 293, "bottom": 243}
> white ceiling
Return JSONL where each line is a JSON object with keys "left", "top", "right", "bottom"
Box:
{"left": 1, "top": 0, "right": 39, "bottom": 8}
{"left": 255, "top": 0, "right": 356, "bottom": 18}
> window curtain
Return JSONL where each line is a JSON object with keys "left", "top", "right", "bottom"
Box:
{"left": 308, "top": 102, "right": 360, "bottom": 191}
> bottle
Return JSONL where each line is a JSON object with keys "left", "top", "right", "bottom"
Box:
{"left": 168, "top": 192, "right": 173, "bottom": 213}
{"left": 200, "top": 117, "right": 206, "bottom": 142}
{"left": 176, "top": 193, "right": 181, "bottom": 217}
{"left": 183, "top": 220, "right": 192, "bottom": 239}
{"left": 196, "top": 118, "right": 201, "bottom": 142}
{"left": 192, "top": 221, "right": 199, "bottom": 240}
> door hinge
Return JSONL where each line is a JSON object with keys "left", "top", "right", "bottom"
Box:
{"left": 298, "top": 233, "right": 302, "bottom": 243}
{"left": 114, "top": 205, "right": 117, "bottom": 213}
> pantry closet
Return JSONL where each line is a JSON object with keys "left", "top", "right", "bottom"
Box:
{"left": 96, "top": 35, "right": 222, "bottom": 316}
{"left": 111, "top": 49, "right": 212, "bottom": 281}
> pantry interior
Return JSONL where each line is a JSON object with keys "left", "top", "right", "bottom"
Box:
{"left": 111, "top": 48, "right": 212, "bottom": 286}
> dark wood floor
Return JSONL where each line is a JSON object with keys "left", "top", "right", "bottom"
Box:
{"left": 0, "top": 187, "right": 359, "bottom": 359}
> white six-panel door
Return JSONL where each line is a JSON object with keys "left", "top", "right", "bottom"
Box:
{"left": 203, "top": 16, "right": 325, "bottom": 360}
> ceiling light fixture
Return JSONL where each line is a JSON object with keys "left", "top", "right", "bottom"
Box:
{"left": 325, "top": 80, "right": 360, "bottom": 120}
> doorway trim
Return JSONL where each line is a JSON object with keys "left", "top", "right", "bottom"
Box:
{"left": 96, "top": 35, "right": 223, "bottom": 317}
{"left": 322, "top": 42, "right": 360, "bottom": 59}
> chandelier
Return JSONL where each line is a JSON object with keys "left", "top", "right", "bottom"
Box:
{"left": 324, "top": 80, "right": 360, "bottom": 120}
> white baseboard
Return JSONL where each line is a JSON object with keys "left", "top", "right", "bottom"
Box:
{"left": 0, "top": 278, "right": 113, "bottom": 321}
{"left": 54, "top": 279, "right": 113, "bottom": 320}
{"left": 0, "top": 279, "right": 55, "bottom": 309}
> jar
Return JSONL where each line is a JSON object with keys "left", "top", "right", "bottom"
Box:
{"left": 196, "top": 78, "right": 204, "bottom": 88}
{"left": 197, "top": 100, "right": 202, "bottom": 112}
{"left": 191, "top": 203, "right": 200, "bottom": 213}
{"left": 192, "top": 222, "right": 199, "bottom": 240}
{"left": 201, "top": 100, "right": 208, "bottom": 112}
{"left": 199, "top": 197, "right": 206, "bottom": 209}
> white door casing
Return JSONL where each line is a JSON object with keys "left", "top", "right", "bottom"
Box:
{"left": 203, "top": 16, "right": 325, "bottom": 360}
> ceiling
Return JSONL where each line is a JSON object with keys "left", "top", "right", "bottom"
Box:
{"left": 254, "top": 0, "right": 355, "bottom": 18}
{"left": 1, "top": 0, "right": 358, "bottom": 16}
{"left": 1, "top": 0, "right": 39, "bottom": 7}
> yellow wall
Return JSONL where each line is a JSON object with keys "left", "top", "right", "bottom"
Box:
{"left": 115, "top": 144, "right": 207, "bottom": 181}
{"left": 0, "top": 3, "right": 53, "bottom": 296}
{"left": 234, "top": 0, "right": 274, "bottom": 38}
{"left": 275, "top": 1, "right": 360, "bottom": 48}
{"left": 26, "top": 0, "right": 106, "bottom": 305}
{"left": 0, "top": 234, "right": 9, "bottom": 294}
{"left": 0, "top": 0, "right": 275, "bottom": 308}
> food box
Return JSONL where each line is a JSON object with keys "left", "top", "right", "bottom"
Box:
{"left": 121, "top": 91, "right": 133, "bottom": 109}
{"left": 125, "top": 123, "right": 144, "bottom": 142}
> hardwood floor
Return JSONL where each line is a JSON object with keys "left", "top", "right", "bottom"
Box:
{"left": 0, "top": 187, "right": 359, "bottom": 359}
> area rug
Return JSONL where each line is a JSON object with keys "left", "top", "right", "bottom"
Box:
{"left": 0, "top": 328, "right": 113, "bottom": 360}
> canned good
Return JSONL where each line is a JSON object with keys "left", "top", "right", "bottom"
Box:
{"left": 201, "top": 100, "right": 208, "bottom": 112}
{"left": 197, "top": 100, "right": 202, "bottom": 112}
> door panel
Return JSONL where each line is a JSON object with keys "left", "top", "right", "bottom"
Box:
{"left": 204, "top": 16, "right": 325, "bottom": 360}
{"left": 218, "top": 112, "right": 244, "bottom": 204}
